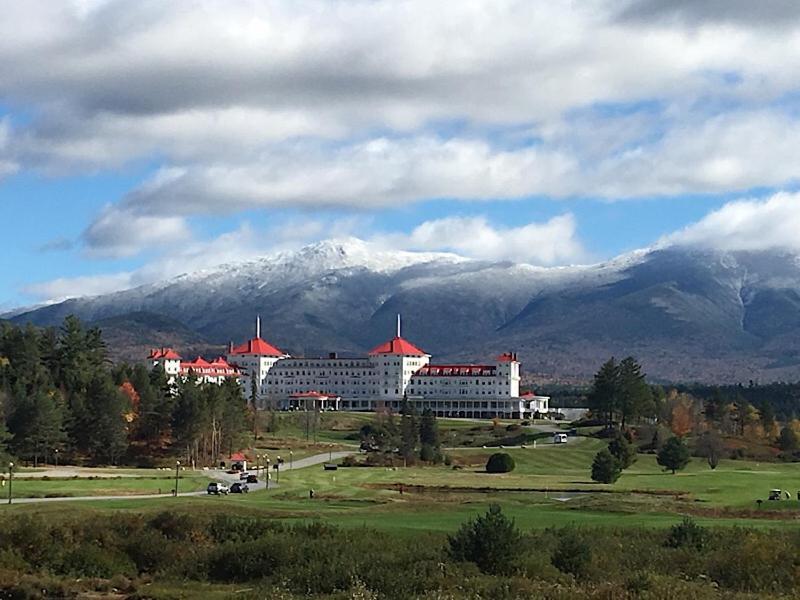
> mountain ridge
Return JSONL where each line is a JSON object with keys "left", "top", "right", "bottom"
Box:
{"left": 9, "top": 239, "right": 800, "bottom": 383}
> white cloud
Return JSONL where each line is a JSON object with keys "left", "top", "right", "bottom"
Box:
{"left": 3, "top": 0, "right": 800, "bottom": 175}
{"left": 379, "top": 214, "right": 587, "bottom": 265}
{"left": 25, "top": 213, "right": 584, "bottom": 301}
{"left": 23, "top": 272, "right": 135, "bottom": 302}
{"left": 82, "top": 207, "right": 191, "bottom": 258}
{"left": 25, "top": 217, "right": 365, "bottom": 301}
{"left": 663, "top": 191, "right": 800, "bottom": 252}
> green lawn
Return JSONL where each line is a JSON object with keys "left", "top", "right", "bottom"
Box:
{"left": 3, "top": 432, "right": 799, "bottom": 534}
{"left": 6, "top": 473, "right": 213, "bottom": 498}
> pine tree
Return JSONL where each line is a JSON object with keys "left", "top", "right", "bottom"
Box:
{"left": 608, "top": 433, "right": 637, "bottom": 469}
{"left": 8, "top": 388, "right": 66, "bottom": 467}
{"left": 617, "top": 356, "right": 653, "bottom": 427}
{"left": 447, "top": 505, "right": 521, "bottom": 575}
{"left": 419, "top": 408, "right": 439, "bottom": 461}
{"left": 84, "top": 373, "right": 129, "bottom": 465}
{"left": 588, "top": 358, "right": 619, "bottom": 427}
{"left": 591, "top": 448, "right": 622, "bottom": 483}
{"left": 399, "top": 400, "right": 418, "bottom": 463}
{"left": 657, "top": 436, "right": 691, "bottom": 474}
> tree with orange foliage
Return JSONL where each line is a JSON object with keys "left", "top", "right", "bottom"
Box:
{"left": 666, "top": 390, "right": 694, "bottom": 437}
{"left": 119, "top": 381, "right": 140, "bottom": 424}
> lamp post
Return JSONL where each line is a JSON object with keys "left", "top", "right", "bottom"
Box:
{"left": 7, "top": 462, "right": 13, "bottom": 505}
{"left": 289, "top": 450, "right": 293, "bottom": 470}
{"left": 174, "top": 460, "right": 180, "bottom": 497}
{"left": 329, "top": 444, "right": 333, "bottom": 462}
{"left": 54, "top": 449, "right": 59, "bottom": 468}
{"left": 265, "top": 458, "right": 270, "bottom": 489}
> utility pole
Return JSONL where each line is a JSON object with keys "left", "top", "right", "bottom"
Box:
{"left": 174, "top": 460, "right": 180, "bottom": 497}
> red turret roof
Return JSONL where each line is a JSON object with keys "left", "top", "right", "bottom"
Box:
{"left": 369, "top": 336, "right": 427, "bottom": 356}
{"left": 229, "top": 337, "right": 285, "bottom": 357}
{"left": 148, "top": 347, "right": 182, "bottom": 360}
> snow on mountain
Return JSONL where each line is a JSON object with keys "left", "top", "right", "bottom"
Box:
{"left": 12, "top": 238, "right": 800, "bottom": 382}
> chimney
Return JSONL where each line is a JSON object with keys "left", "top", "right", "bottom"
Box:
{"left": 228, "top": 341, "right": 234, "bottom": 353}
{"left": 256, "top": 314, "right": 261, "bottom": 339}
{"left": 396, "top": 313, "right": 401, "bottom": 337}
{"left": 329, "top": 352, "right": 338, "bottom": 359}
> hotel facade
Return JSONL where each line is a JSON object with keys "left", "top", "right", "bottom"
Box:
{"left": 149, "top": 317, "right": 549, "bottom": 419}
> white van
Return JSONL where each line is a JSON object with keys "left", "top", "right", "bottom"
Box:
{"left": 553, "top": 433, "right": 568, "bottom": 444}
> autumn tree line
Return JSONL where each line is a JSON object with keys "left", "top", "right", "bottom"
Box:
{"left": 585, "top": 356, "right": 800, "bottom": 482}
{"left": 0, "top": 317, "right": 251, "bottom": 467}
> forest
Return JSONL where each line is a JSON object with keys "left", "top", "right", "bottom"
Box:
{"left": 0, "top": 316, "right": 251, "bottom": 467}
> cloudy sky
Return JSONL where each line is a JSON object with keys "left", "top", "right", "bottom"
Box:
{"left": 3, "top": 0, "right": 800, "bottom": 307}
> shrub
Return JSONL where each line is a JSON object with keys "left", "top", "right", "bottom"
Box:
{"left": 778, "top": 426, "right": 798, "bottom": 452}
{"left": 485, "top": 453, "right": 515, "bottom": 473}
{"left": 665, "top": 517, "right": 707, "bottom": 550}
{"left": 608, "top": 433, "right": 637, "bottom": 469}
{"left": 551, "top": 531, "right": 591, "bottom": 580}
{"left": 447, "top": 505, "right": 521, "bottom": 575}
{"left": 591, "top": 449, "right": 621, "bottom": 483}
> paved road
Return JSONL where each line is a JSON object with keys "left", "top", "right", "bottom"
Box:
{"left": 2, "top": 451, "right": 356, "bottom": 505}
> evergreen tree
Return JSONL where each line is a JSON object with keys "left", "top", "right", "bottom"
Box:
{"left": 588, "top": 358, "right": 619, "bottom": 426}
{"left": 419, "top": 408, "right": 439, "bottom": 461}
{"left": 591, "top": 448, "right": 621, "bottom": 483}
{"left": 172, "top": 375, "right": 207, "bottom": 465}
{"left": 657, "top": 436, "right": 691, "bottom": 474}
{"left": 399, "top": 400, "right": 418, "bottom": 463}
{"left": 219, "top": 378, "right": 249, "bottom": 458}
{"left": 8, "top": 388, "right": 65, "bottom": 467}
{"left": 617, "top": 356, "right": 653, "bottom": 427}
{"left": 608, "top": 433, "right": 637, "bottom": 469}
{"left": 777, "top": 426, "right": 798, "bottom": 452}
{"left": 447, "top": 505, "right": 521, "bottom": 575}
{"left": 84, "top": 373, "right": 129, "bottom": 465}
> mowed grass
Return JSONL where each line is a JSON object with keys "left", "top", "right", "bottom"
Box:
{"left": 7, "top": 473, "right": 213, "bottom": 498}
{"left": 3, "top": 432, "right": 799, "bottom": 534}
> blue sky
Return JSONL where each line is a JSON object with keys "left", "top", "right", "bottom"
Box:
{"left": 3, "top": 1, "right": 800, "bottom": 309}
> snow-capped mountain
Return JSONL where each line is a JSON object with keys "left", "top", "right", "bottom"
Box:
{"left": 10, "top": 238, "right": 800, "bottom": 383}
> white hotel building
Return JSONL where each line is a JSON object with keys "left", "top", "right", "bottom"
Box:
{"left": 150, "top": 317, "right": 549, "bottom": 419}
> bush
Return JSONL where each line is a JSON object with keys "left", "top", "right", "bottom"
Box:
{"left": 485, "top": 453, "right": 515, "bottom": 473}
{"left": 591, "top": 449, "right": 621, "bottom": 483}
{"left": 608, "top": 433, "right": 637, "bottom": 469}
{"left": 665, "top": 517, "right": 707, "bottom": 550}
{"left": 447, "top": 505, "right": 521, "bottom": 575}
{"left": 551, "top": 531, "right": 591, "bottom": 579}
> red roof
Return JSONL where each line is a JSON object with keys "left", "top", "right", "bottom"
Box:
{"left": 369, "top": 336, "right": 427, "bottom": 356}
{"left": 148, "top": 347, "right": 182, "bottom": 360}
{"left": 229, "top": 337, "right": 285, "bottom": 357}
{"left": 497, "top": 352, "right": 518, "bottom": 363}
{"left": 230, "top": 453, "right": 247, "bottom": 461}
{"left": 184, "top": 356, "right": 211, "bottom": 367}
{"left": 416, "top": 364, "right": 496, "bottom": 377}
{"left": 288, "top": 391, "right": 332, "bottom": 399}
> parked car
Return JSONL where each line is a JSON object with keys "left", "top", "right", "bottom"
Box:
{"left": 239, "top": 471, "right": 250, "bottom": 480}
{"left": 230, "top": 483, "right": 249, "bottom": 494}
{"left": 246, "top": 474, "right": 258, "bottom": 484}
{"left": 207, "top": 482, "right": 229, "bottom": 495}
